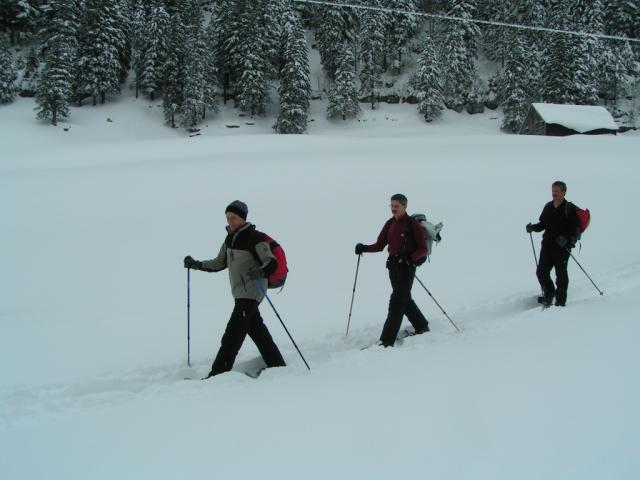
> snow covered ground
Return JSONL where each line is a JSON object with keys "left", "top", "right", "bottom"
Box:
{"left": 1, "top": 95, "right": 639, "bottom": 479}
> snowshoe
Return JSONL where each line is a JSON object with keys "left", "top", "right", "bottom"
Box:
{"left": 537, "top": 296, "right": 553, "bottom": 307}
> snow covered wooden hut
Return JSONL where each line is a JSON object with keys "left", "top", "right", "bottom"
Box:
{"left": 519, "top": 103, "right": 618, "bottom": 136}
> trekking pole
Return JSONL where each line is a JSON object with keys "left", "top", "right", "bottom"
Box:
{"left": 529, "top": 231, "right": 539, "bottom": 266}
{"left": 414, "top": 274, "right": 461, "bottom": 333}
{"left": 567, "top": 249, "right": 604, "bottom": 296}
{"left": 530, "top": 231, "right": 544, "bottom": 296}
{"left": 187, "top": 268, "right": 191, "bottom": 367}
{"left": 345, "top": 254, "right": 362, "bottom": 337}
{"left": 257, "top": 282, "right": 311, "bottom": 370}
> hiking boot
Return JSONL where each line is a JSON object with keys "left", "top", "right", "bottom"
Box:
{"left": 555, "top": 293, "right": 566, "bottom": 307}
{"left": 538, "top": 288, "right": 555, "bottom": 306}
{"left": 414, "top": 325, "right": 430, "bottom": 334}
{"left": 537, "top": 296, "right": 553, "bottom": 307}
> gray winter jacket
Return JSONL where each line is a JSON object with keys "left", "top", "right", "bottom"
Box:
{"left": 200, "top": 223, "right": 276, "bottom": 302}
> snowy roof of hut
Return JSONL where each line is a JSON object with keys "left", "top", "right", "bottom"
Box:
{"left": 531, "top": 103, "right": 618, "bottom": 133}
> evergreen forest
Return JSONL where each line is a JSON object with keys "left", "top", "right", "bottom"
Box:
{"left": 1, "top": 0, "right": 639, "bottom": 132}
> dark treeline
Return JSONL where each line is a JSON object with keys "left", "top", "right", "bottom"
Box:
{"left": 0, "top": 0, "right": 638, "bottom": 132}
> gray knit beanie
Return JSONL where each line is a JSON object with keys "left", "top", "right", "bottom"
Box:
{"left": 225, "top": 200, "right": 248, "bottom": 220}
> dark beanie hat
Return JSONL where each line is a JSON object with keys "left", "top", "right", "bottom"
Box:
{"left": 225, "top": 200, "right": 248, "bottom": 220}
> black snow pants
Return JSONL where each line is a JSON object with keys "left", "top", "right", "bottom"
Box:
{"left": 536, "top": 242, "right": 571, "bottom": 304}
{"left": 379, "top": 259, "right": 429, "bottom": 347}
{"left": 209, "top": 298, "right": 286, "bottom": 376}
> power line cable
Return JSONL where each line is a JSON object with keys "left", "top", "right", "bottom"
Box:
{"left": 293, "top": 0, "right": 640, "bottom": 44}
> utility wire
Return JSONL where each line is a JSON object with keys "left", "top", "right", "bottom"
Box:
{"left": 293, "top": 0, "right": 640, "bottom": 44}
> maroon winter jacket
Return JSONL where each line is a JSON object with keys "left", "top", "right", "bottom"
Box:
{"left": 365, "top": 213, "right": 428, "bottom": 263}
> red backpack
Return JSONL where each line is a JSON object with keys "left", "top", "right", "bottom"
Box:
{"left": 264, "top": 234, "right": 288, "bottom": 289}
{"left": 567, "top": 202, "right": 591, "bottom": 240}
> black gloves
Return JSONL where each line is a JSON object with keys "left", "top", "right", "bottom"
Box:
{"left": 556, "top": 236, "right": 568, "bottom": 248}
{"left": 402, "top": 255, "right": 416, "bottom": 267}
{"left": 562, "top": 237, "right": 577, "bottom": 249}
{"left": 526, "top": 223, "right": 534, "bottom": 233}
{"left": 246, "top": 266, "right": 264, "bottom": 280}
{"left": 355, "top": 243, "right": 366, "bottom": 255}
{"left": 184, "top": 255, "right": 202, "bottom": 269}
{"left": 385, "top": 255, "right": 419, "bottom": 268}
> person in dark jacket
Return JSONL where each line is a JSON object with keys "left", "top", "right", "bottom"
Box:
{"left": 355, "top": 194, "right": 429, "bottom": 347}
{"left": 184, "top": 200, "right": 285, "bottom": 378}
{"left": 526, "top": 181, "right": 579, "bottom": 307}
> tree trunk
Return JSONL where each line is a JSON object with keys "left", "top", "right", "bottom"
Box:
{"left": 223, "top": 73, "right": 230, "bottom": 104}
{"left": 370, "top": 81, "right": 375, "bottom": 110}
{"left": 52, "top": 106, "right": 58, "bottom": 126}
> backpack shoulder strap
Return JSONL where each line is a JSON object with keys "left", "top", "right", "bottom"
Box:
{"left": 403, "top": 215, "right": 420, "bottom": 252}
{"left": 565, "top": 201, "right": 578, "bottom": 215}
{"left": 381, "top": 217, "right": 393, "bottom": 238}
{"left": 404, "top": 214, "right": 418, "bottom": 230}
{"left": 248, "top": 228, "right": 271, "bottom": 262}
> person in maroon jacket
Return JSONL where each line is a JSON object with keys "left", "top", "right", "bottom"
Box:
{"left": 355, "top": 194, "right": 430, "bottom": 347}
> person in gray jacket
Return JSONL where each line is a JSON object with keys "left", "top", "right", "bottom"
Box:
{"left": 184, "top": 200, "right": 286, "bottom": 378}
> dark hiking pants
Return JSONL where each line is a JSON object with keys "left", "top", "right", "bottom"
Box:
{"left": 209, "top": 298, "right": 286, "bottom": 376}
{"left": 536, "top": 242, "right": 571, "bottom": 304}
{"left": 380, "top": 260, "right": 429, "bottom": 346}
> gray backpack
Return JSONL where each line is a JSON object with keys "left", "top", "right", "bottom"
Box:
{"left": 411, "top": 213, "right": 443, "bottom": 261}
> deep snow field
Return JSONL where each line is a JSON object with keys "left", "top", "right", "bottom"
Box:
{"left": 1, "top": 93, "right": 639, "bottom": 479}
